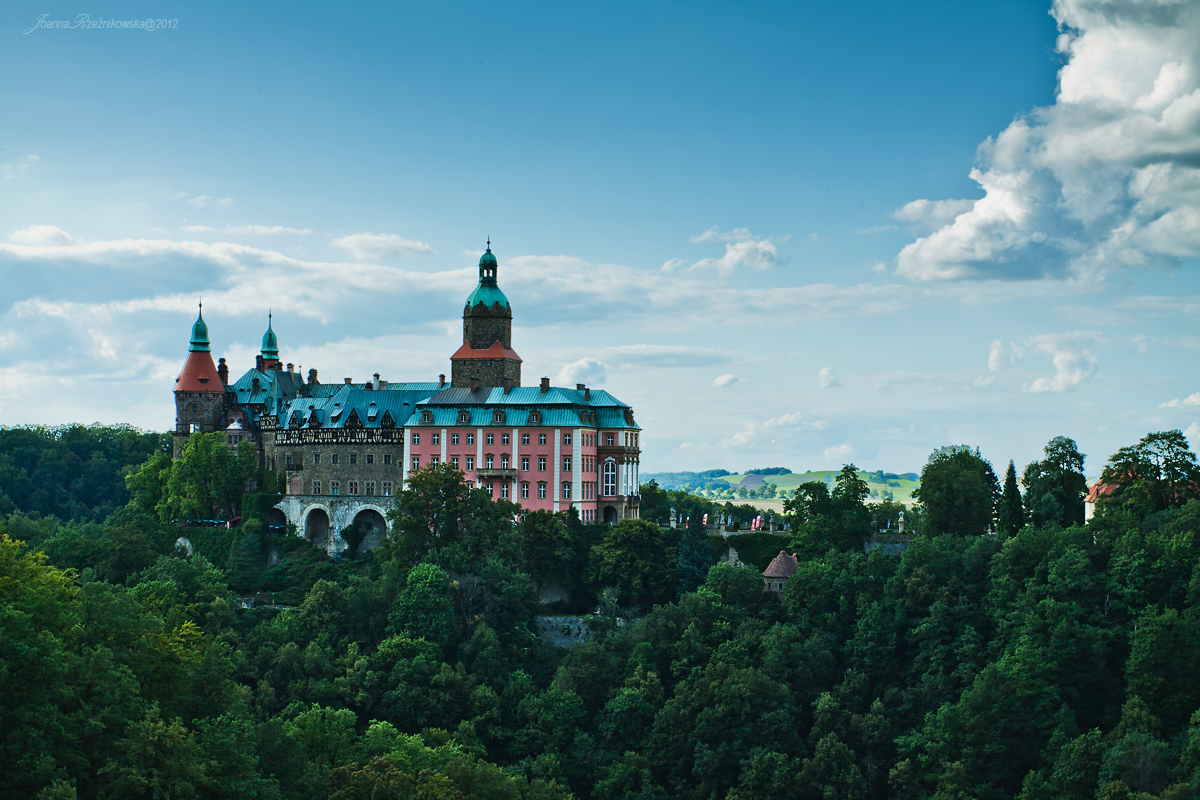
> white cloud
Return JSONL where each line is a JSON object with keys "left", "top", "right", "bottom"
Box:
{"left": 895, "top": 0, "right": 1200, "bottom": 281}
{"left": 555, "top": 357, "right": 607, "bottom": 386}
{"left": 807, "top": 232, "right": 823, "bottom": 242}
{"left": 1159, "top": 392, "right": 1200, "bottom": 407}
{"left": 817, "top": 367, "right": 840, "bottom": 388}
{"left": 333, "top": 232, "right": 435, "bottom": 261}
{"left": 216, "top": 198, "right": 235, "bottom": 208}
{"left": 987, "top": 339, "right": 1024, "bottom": 371}
{"left": 1023, "top": 331, "right": 1103, "bottom": 392}
{"left": 713, "top": 373, "right": 738, "bottom": 388}
{"left": 824, "top": 443, "right": 854, "bottom": 460}
{"left": 187, "top": 195, "right": 212, "bottom": 208}
{"left": 1, "top": 154, "right": 40, "bottom": 179}
{"left": 689, "top": 227, "right": 783, "bottom": 274}
{"left": 1186, "top": 422, "right": 1200, "bottom": 442}
{"left": 8, "top": 225, "right": 78, "bottom": 246}
{"left": 893, "top": 198, "right": 976, "bottom": 231}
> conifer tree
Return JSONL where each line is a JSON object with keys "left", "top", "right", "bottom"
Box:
{"left": 998, "top": 460, "right": 1025, "bottom": 536}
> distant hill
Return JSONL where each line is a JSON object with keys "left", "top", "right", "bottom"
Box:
{"left": 642, "top": 467, "right": 921, "bottom": 503}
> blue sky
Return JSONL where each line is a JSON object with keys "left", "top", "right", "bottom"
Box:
{"left": 1, "top": 0, "right": 1198, "bottom": 476}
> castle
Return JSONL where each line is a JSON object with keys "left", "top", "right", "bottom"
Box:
{"left": 173, "top": 242, "right": 642, "bottom": 554}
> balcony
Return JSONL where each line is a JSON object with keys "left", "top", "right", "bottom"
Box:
{"left": 475, "top": 468, "right": 518, "bottom": 479}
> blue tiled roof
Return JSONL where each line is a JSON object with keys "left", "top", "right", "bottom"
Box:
{"left": 277, "top": 385, "right": 441, "bottom": 430}
{"left": 231, "top": 368, "right": 305, "bottom": 410}
{"left": 405, "top": 384, "right": 638, "bottom": 429}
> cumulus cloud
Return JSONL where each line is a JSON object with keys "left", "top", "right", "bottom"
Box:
{"left": 333, "top": 232, "right": 435, "bottom": 261}
{"left": 896, "top": 0, "right": 1200, "bottom": 281}
{"left": 9, "top": 225, "right": 78, "bottom": 246}
{"left": 555, "top": 357, "right": 607, "bottom": 386}
{"left": 893, "top": 198, "right": 976, "bottom": 232}
{"left": 987, "top": 339, "right": 1024, "bottom": 371}
{"left": 824, "top": 443, "right": 854, "bottom": 460}
{"left": 816, "top": 367, "right": 840, "bottom": 388}
{"left": 1024, "top": 331, "right": 1103, "bottom": 392}
{"left": 689, "top": 226, "right": 783, "bottom": 274}
{"left": 1160, "top": 392, "right": 1200, "bottom": 407}
{"left": 1187, "top": 422, "right": 1200, "bottom": 442}
{"left": 712, "top": 373, "right": 738, "bottom": 388}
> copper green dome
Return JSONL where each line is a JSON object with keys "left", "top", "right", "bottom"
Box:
{"left": 189, "top": 305, "right": 210, "bottom": 353}
{"left": 467, "top": 239, "right": 509, "bottom": 308}
{"left": 261, "top": 312, "right": 279, "bottom": 360}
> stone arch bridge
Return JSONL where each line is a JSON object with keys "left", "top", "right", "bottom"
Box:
{"left": 273, "top": 495, "right": 391, "bottom": 556}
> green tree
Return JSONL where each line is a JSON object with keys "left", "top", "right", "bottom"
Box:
{"left": 998, "top": 459, "right": 1025, "bottom": 536}
{"left": 1099, "top": 430, "right": 1200, "bottom": 517}
{"left": 522, "top": 510, "right": 575, "bottom": 593}
{"left": 159, "top": 434, "right": 255, "bottom": 522}
{"left": 676, "top": 515, "right": 714, "bottom": 595}
{"left": 590, "top": 519, "right": 676, "bottom": 606}
{"left": 914, "top": 445, "right": 998, "bottom": 536}
{"left": 390, "top": 562, "right": 455, "bottom": 648}
{"left": 1022, "top": 436, "right": 1087, "bottom": 527}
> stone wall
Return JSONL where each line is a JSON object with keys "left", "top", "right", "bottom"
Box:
{"left": 264, "top": 439, "right": 406, "bottom": 498}
{"left": 274, "top": 495, "right": 393, "bottom": 555}
{"left": 450, "top": 357, "right": 521, "bottom": 388}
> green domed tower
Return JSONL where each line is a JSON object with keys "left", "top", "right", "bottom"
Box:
{"left": 261, "top": 312, "right": 280, "bottom": 367}
{"left": 450, "top": 239, "right": 522, "bottom": 389}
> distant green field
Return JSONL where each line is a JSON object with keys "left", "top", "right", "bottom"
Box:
{"left": 721, "top": 470, "right": 920, "bottom": 504}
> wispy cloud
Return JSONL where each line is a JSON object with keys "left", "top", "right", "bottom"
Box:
{"left": 1023, "top": 331, "right": 1103, "bottom": 393}
{"left": 8, "top": 225, "right": 78, "bottom": 246}
{"left": 688, "top": 226, "right": 785, "bottom": 275}
{"left": 1, "top": 154, "right": 39, "bottom": 180}
{"left": 1160, "top": 392, "right": 1200, "bottom": 408}
{"left": 333, "top": 232, "right": 436, "bottom": 261}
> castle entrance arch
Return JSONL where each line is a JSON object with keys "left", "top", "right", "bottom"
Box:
{"left": 349, "top": 509, "right": 388, "bottom": 555}
{"left": 305, "top": 508, "right": 330, "bottom": 549}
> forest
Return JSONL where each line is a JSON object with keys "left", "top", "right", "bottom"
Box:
{"left": 3, "top": 424, "right": 1200, "bottom": 800}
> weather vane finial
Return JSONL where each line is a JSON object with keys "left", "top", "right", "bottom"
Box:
{"left": 486, "top": 235, "right": 490, "bottom": 251}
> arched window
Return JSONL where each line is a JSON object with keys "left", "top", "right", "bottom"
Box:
{"left": 602, "top": 460, "right": 617, "bottom": 497}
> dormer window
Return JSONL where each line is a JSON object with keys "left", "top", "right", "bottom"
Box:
{"left": 458, "top": 410, "right": 470, "bottom": 424}
{"left": 530, "top": 410, "right": 541, "bottom": 425}
{"left": 367, "top": 403, "right": 379, "bottom": 421}
{"left": 492, "top": 409, "right": 505, "bottom": 425}
{"left": 421, "top": 410, "right": 433, "bottom": 424}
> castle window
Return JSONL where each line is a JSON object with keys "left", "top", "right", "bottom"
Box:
{"left": 451, "top": 433, "right": 459, "bottom": 445}
{"left": 411, "top": 456, "right": 420, "bottom": 470}
{"left": 606, "top": 433, "right": 614, "bottom": 446}
{"left": 538, "top": 434, "right": 547, "bottom": 445}
{"left": 466, "top": 456, "right": 474, "bottom": 471}
{"left": 382, "top": 481, "right": 392, "bottom": 496}
{"left": 366, "top": 481, "right": 375, "bottom": 496}
{"left": 538, "top": 482, "right": 546, "bottom": 499}
{"left": 467, "top": 433, "right": 475, "bottom": 445}
{"left": 538, "top": 456, "right": 546, "bottom": 472}
{"left": 411, "top": 433, "right": 420, "bottom": 445}
{"left": 431, "top": 456, "right": 440, "bottom": 466}
{"left": 522, "top": 434, "right": 530, "bottom": 445}
{"left": 563, "top": 457, "right": 572, "bottom": 472}
{"left": 421, "top": 410, "right": 432, "bottom": 423}
{"left": 330, "top": 481, "right": 340, "bottom": 496}
{"left": 191, "top": 403, "right": 198, "bottom": 412}
{"left": 486, "top": 433, "right": 494, "bottom": 445}
{"left": 564, "top": 433, "right": 572, "bottom": 446}
{"left": 486, "top": 455, "right": 494, "bottom": 469}
{"left": 350, "top": 453, "right": 357, "bottom": 465}
{"left": 312, "top": 480, "right": 321, "bottom": 494}
{"left": 349, "top": 481, "right": 359, "bottom": 496}
{"left": 313, "top": 452, "right": 321, "bottom": 464}
{"left": 562, "top": 482, "right": 571, "bottom": 500}
{"left": 502, "top": 433, "right": 510, "bottom": 445}
{"left": 500, "top": 483, "right": 509, "bottom": 499}
{"left": 285, "top": 455, "right": 292, "bottom": 467}
{"left": 432, "top": 433, "right": 440, "bottom": 445}
{"left": 383, "top": 454, "right": 391, "bottom": 465}
{"left": 501, "top": 454, "right": 510, "bottom": 469}
{"left": 190, "top": 423, "right": 201, "bottom": 433}
{"left": 366, "top": 454, "right": 374, "bottom": 465}
{"left": 331, "top": 453, "right": 339, "bottom": 465}
{"left": 521, "top": 482, "right": 529, "bottom": 499}
{"left": 521, "top": 456, "right": 529, "bottom": 471}
{"left": 458, "top": 410, "right": 469, "bottom": 424}
{"left": 451, "top": 457, "right": 459, "bottom": 469}
{"left": 486, "top": 483, "right": 494, "bottom": 497}
{"left": 602, "top": 460, "right": 617, "bottom": 496}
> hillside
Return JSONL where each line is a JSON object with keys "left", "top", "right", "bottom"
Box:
{"left": 644, "top": 468, "right": 921, "bottom": 504}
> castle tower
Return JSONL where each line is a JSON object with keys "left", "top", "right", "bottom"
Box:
{"left": 450, "top": 240, "right": 522, "bottom": 388}
{"left": 261, "top": 312, "right": 280, "bottom": 369}
{"left": 173, "top": 304, "right": 231, "bottom": 455}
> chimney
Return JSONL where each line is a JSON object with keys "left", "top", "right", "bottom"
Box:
{"left": 577, "top": 383, "right": 585, "bottom": 392}
{"left": 217, "top": 358, "right": 229, "bottom": 384}
{"left": 286, "top": 362, "right": 294, "bottom": 373}
{"left": 540, "top": 377, "right": 550, "bottom": 393}
{"left": 364, "top": 380, "right": 373, "bottom": 391}
{"left": 344, "top": 377, "right": 352, "bottom": 385}
{"left": 308, "top": 368, "right": 319, "bottom": 384}
{"left": 503, "top": 378, "right": 513, "bottom": 394}
{"left": 374, "top": 373, "right": 381, "bottom": 391}
{"left": 584, "top": 387, "right": 591, "bottom": 401}
{"left": 252, "top": 377, "right": 261, "bottom": 393}
{"left": 256, "top": 355, "right": 264, "bottom": 370}
{"left": 470, "top": 378, "right": 481, "bottom": 392}
{"left": 438, "top": 374, "right": 446, "bottom": 388}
